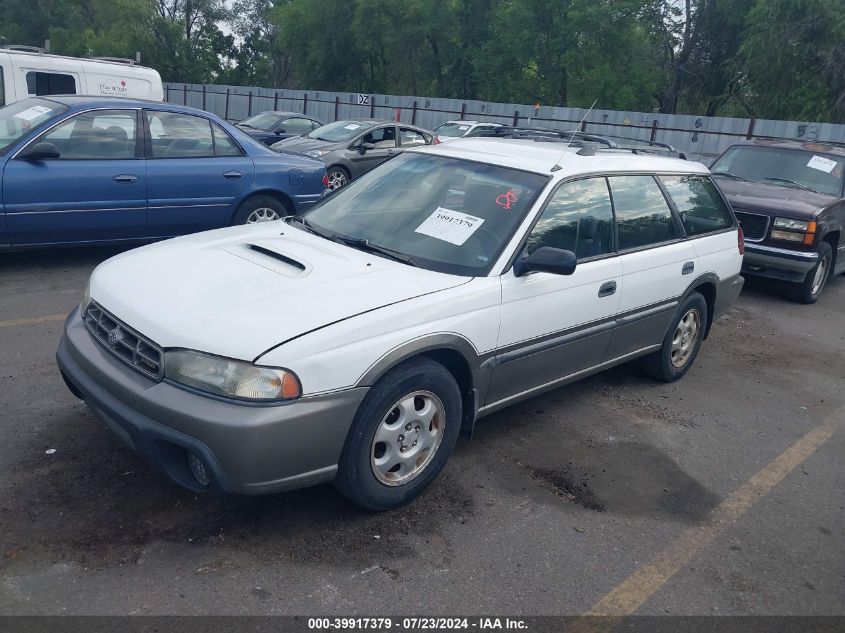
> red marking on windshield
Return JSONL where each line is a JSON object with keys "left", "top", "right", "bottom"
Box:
{"left": 496, "top": 190, "right": 519, "bottom": 210}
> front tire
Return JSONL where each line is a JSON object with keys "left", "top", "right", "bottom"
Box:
{"left": 231, "top": 195, "right": 289, "bottom": 225}
{"left": 326, "top": 166, "right": 350, "bottom": 191}
{"left": 334, "top": 358, "right": 462, "bottom": 510}
{"left": 790, "top": 241, "right": 832, "bottom": 304}
{"left": 641, "top": 292, "right": 708, "bottom": 383}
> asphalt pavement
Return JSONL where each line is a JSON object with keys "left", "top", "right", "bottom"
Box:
{"left": 0, "top": 246, "right": 842, "bottom": 616}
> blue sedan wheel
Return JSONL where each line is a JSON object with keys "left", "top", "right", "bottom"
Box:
{"left": 232, "top": 195, "right": 289, "bottom": 225}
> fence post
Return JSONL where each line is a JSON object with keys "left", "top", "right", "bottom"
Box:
{"left": 370, "top": 98, "right": 375, "bottom": 118}
{"left": 202, "top": 84, "right": 206, "bottom": 111}
{"left": 303, "top": 93, "right": 308, "bottom": 114}
{"left": 248, "top": 91, "right": 253, "bottom": 117}
{"left": 183, "top": 84, "right": 187, "bottom": 106}
{"left": 165, "top": 85, "right": 170, "bottom": 103}
{"left": 650, "top": 119, "right": 658, "bottom": 142}
{"left": 412, "top": 101, "right": 418, "bottom": 125}
{"left": 274, "top": 92, "right": 279, "bottom": 110}
{"left": 581, "top": 120, "right": 588, "bottom": 132}
{"left": 224, "top": 88, "right": 230, "bottom": 121}
{"left": 460, "top": 103, "right": 466, "bottom": 120}
{"left": 512, "top": 110, "right": 519, "bottom": 126}
{"left": 334, "top": 96, "right": 340, "bottom": 121}
{"left": 746, "top": 117, "right": 756, "bottom": 140}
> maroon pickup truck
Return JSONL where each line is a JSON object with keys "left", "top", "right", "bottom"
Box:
{"left": 711, "top": 140, "right": 845, "bottom": 303}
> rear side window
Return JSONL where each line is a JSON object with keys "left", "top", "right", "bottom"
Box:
{"left": 399, "top": 127, "right": 427, "bottom": 146}
{"left": 660, "top": 175, "right": 734, "bottom": 236}
{"left": 212, "top": 123, "right": 243, "bottom": 156}
{"left": 527, "top": 177, "right": 615, "bottom": 258}
{"left": 281, "top": 117, "right": 317, "bottom": 135}
{"left": 147, "top": 111, "right": 214, "bottom": 158}
{"left": 608, "top": 175, "right": 681, "bottom": 250}
{"left": 26, "top": 71, "right": 77, "bottom": 96}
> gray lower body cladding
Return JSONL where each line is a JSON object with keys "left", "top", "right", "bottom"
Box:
{"left": 57, "top": 308, "right": 367, "bottom": 494}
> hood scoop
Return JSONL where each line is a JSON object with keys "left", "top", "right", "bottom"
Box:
{"left": 224, "top": 242, "right": 310, "bottom": 277}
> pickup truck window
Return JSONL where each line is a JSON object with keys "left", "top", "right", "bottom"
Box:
{"left": 661, "top": 175, "right": 734, "bottom": 236}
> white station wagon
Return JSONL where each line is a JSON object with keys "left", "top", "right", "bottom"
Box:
{"left": 57, "top": 135, "right": 745, "bottom": 510}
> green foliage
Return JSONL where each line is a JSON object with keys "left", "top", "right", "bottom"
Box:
{"left": 1, "top": 0, "right": 843, "bottom": 122}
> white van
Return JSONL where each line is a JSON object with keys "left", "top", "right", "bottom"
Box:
{"left": 0, "top": 46, "right": 163, "bottom": 107}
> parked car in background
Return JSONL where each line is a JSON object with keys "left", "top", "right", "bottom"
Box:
{"left": 432, "top": 120, "right": 502, "bottom": 142}
{"left": 0, "top": 44, "right": 163, "bottom": 106}
{"left": 711, "top": 140, "right": 845, "bottom": 303}
{"left": 0, "top": 97, "right": 327, "bottom": 249}
{"left": 235, "top": 110, "right": 323, "bottom": 146}
{"left": 58, "top": 136, "right": 743, "bottom": 510}
{"left": 271, "top": 119, "right": 436, "bottom": 190}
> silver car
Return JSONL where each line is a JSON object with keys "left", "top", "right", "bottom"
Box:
{"left": 271, "top": 119, "right": 436, "bottom": 190}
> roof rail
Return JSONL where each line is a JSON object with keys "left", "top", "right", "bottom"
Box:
{"left": 91, "top": 56, "right": 137, "bottom": 65}
{"left": 478, "top": 126, "right": 687, "bottom": 159}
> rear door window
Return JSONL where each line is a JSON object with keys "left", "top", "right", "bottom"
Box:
{"left": 608, "top": 175, "right": 681, "bottom": 250}
{"left": 26, "top": 71, "right": 77, "bottom": 96}
{"left": 660, "top": 175, "right": 734, "bottom": 236}
{"left": 399, "top": 127, "right": 427, "bottom": 146}
{"left": 146, "top": 111, "right": 214, "bottom": 158}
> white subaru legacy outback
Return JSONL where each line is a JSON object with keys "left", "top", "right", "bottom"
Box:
{"left": 57, "top": 137, "right": 744, "bottom": 510}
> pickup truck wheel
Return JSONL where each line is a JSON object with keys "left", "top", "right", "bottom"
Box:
{"left": 334, "top": 358, "right": 462, "bottom": 510}
{"left": 640, "top": 292, "right": 708, "bottom": 383}
{"left": 790, "top": 241, "right": 832, "bottom": 304}
{"left": 232, "top": 195, "right": 288, "bottom": 225}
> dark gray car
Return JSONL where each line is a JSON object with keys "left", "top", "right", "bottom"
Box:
{"left": 271, "top": 119, "right": 435, "bottom": 190}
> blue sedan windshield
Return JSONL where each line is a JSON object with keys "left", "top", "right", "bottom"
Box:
{"left": 0, "top": 99, "right": 67, "bottom": 154}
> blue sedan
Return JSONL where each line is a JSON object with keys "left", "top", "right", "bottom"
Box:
{"left": 0, "top": 97, "right": 327, "bottom": 248}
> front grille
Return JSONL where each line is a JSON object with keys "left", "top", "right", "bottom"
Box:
{"left": 83, "top": 302, "right": 164, "bottom": 381}
{"left": 734, "top": 211, "right": 770, "bottom": 242}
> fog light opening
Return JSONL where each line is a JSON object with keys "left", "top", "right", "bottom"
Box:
{"left": 187, "top": 452, "right": 210, "bottom": 487}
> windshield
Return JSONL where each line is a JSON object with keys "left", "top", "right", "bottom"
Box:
{"left": 712, "top": 145, "right": 845, "bottom": 196}
{"left": 307, "top": 120, "right": 373, "bottom": 142}
{"left": 0, "top": 98, "right": 67, "bottom": 154}
{"left": 434, "top": 122, "right": 472, "bottom": 138}
{"left": 238, "top": 112, "right": 282, "bottom": 131}
{"left": 301, "top": 152, "right": 548, "bottom": 276}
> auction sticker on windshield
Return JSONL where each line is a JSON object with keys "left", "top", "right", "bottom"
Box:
{"left": 415, "top": 207, "right": 484, "bottom": 246}
{"left": 807, "top": 155, "right": 837, "bottom": 173}
{"left": 14, "top": 105, "right": 52, "bottom": 122}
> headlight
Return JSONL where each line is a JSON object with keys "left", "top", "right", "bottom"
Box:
{"left": 80, "top": 280, "right": 91, "bottom": 312}
{"left": 773, "top": 217, "right": 809, "bottom": 231}
{"left": 164, "top": 350, "right": 301, "bottom": 402}
{"left": 306, "top": 150, "right": 327, "bottom": 158}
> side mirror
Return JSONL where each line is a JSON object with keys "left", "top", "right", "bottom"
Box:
{"left": 20, "top": 142, "right": 61, "bottom": 161}
{"left": 513, "top": 246, "right": 577, "bottom": 277}
{"left": 359, "top": 142, "right": 376, "bottom": 153}
{"left": 275, "top": 128, "right": 285, "bottom": 135}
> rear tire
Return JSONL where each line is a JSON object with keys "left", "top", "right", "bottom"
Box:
{"left": 789, "top": 241, "right": 832, "bottom": 304}
{"left": 641, "top": 292, "right": 708, "bottom": 383}
{"left": 231, "top": 194, "right": 289, "bottom": 225}
{"left": 334, "top": 358, "right": 462, "bottom": 511}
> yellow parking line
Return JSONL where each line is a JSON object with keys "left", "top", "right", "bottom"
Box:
{"left": 0, "top": 314, "right": 66, "bottom": 328}
{"left": 573, "top": 406, "right": 843, "bottom": 630}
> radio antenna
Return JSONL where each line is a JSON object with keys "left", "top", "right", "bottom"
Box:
{"left": 552, "top": 99, "right": 598, "bottom": 171}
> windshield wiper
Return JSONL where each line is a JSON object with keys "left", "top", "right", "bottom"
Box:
{"left": 332, "top": 235, "right": 419, "bottom": 267}
{"left": 711, "top": 170, "right": 749, "bottom": 182}
{"left": 762, "top": 177, "right": 819, "bottom": 193}
{"left": 285, "top": 215, "right": 331, "bottom": 238}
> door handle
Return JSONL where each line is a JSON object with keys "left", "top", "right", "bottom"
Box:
{"left": 598, "top": 281, "right": 617, "bottom": 297}
{"left": 682, "top": 261, "right": 695, "bottom": 275}
{"left": 113, "top": 174, "right": 137, "bottom": 184}
{"left": 223, "top": 171, "right": 243, "bottom": 179}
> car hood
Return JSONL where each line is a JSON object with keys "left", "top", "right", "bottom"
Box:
{"left": 272, "top": 136, "right": 343, "bottom": 154}
{"left": 89, "top": 224, "right": 468, "bottom": 361}
{"left": 715, "top": 178, "right": 838, "bottom": 218}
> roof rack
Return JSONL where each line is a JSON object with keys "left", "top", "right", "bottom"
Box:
{"left": 477, "top": 126, "right": 686, "bottom": 159}
{"left": 1, "top": 44, "right": 46, "bottom": 54}
{"left": 91, "top": 56, "right": 137, "bottom": 65}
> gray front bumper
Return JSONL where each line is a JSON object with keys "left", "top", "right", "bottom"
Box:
{"left": 742, "top": 243, "right": 818, "bottom": 282}
{"left": 56, "top": 307, "right": 368, "bottom": 495}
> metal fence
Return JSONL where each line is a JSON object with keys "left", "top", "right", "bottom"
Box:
{"left": 164, "top": 82, "right": 845, "bottom": 162}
